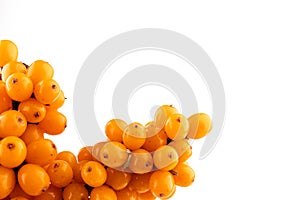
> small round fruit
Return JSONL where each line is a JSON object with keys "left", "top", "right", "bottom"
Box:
{"left": 0, "top": 166, "right": 16, "bottom": 199}
{"left": 33, "top": 185, "right": 62, "bottom": 200}
{"left": 18, "top": 164, "right": 50, "bottom": 196}
{"left": 0, "top": 136, "right": 27, "bottom": 168}
{"left": 73, "top": 160, "right": 89, "bottom": 183}
{"left": 164, "top": 113, "right": 189, "bottom": 140}
{"left": 137, "top": 191, "right": 156, "bottom": 200}
{"left": 123, "top": 122, "right": 146, "bottom": 150}
{"left": 100, "top": 141, "right": 128, "bottom": 168}
{"left": 0, "top": 40, "right": 18, "bottom": 67}
{"left": 90, "top": 185, "right": 117, "bottom": 200}
{"left": 9, "top": 184, "right": 32, "bottom": 199}
{"left": 92, "top": 141, "right": 108, "bottom": 162}
{"left": 46, "top": 160, "right": 73, "bottom": 188}
{"left": 46, "top": 90, "right": 65, "bottom": 110}
{"left": 2, "top": 61, "right": 27, "bottom": 81}
{"left": 168, "top": 139, "right": 192, "bottom": 163}
{"left": 62, "top": 182, "right": 88, "bottom": 200}
{"left": 105, "top": 118, "right": 127, "bottom": 142}
{"left": 153, "top": 145, "right": 178, "bottom": 171}
{"left": 154, "top": 105, "right": 178, "bottom": 131}
{"left": 129, "top": 149, "right": 153, "bottom": 174}
{"left": 26, "top": 139, "right": 57, "bottom": 166}
{"left": 77, "top": 146, "right": 93, "bottom": 161}
{"left": 149, "top": 170, "right": 175, "bottom": 199}
{"left": 6, "top": 72, "right": 33, "bottom": 101}
{"left": 81, "top": 161, "right": 107, "bottom": 187}
{"left": 34, "top": 79, "right": 60, "bottom": 104}
{"left": 128, "top": 172, "right": 152, "bottom": 193}
{"left": 105, "top": 167, "right": 132, "bottom": 191}
{"left": 27, "top": 60, "right": 54, "bottom": 85}
{"left": 0, "top": 110, "right": 27, "bottom": 138}
{"left": 55, "top": 151, "right": 77, "bottom": 170}
{"left": 18, "top": 98, "right": 46, "bottom": 123}
{"left": 115, "top": 187, "right": 137, "bottom": 200}
{"left": 38, "top": 110, "right": 66, "bottom": 135}
{"left": 143, "top": 126, "right": 168, "bottom": 152}
{"left": 20, "top": 124, "right": 44, "bottom": 145}
{"left": 187, "top": 113, "right": 212, "bottom": 139}
{"left": 171, "top": 162, "right": 195, "bottom": 187}
{"left": 0, "top": 81, "right": 12, "bottom": 113}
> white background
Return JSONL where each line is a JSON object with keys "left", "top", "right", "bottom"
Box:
{"left": 1, "top": 0, "right": 300, "bottom": 199}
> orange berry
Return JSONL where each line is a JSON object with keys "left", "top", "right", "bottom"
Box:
{"left": 153, "top": 145, "right": 178, "bottom": 171}
{"left": 2, "top": 61, "right": 27, "bottom": 81}
{"left": 0, "top": 136, "right": 27, "bottom": 168}
{"left": 38, "top": 110, "right": 66, "bottom": 135}
{"left": 81, "top": 161, "right": 107, "bottom": 187}
{"left": 77, "top": 146, "right": 93, "bottom": 162}
{"left": 137, "top": 191, "right": 156, "bottom": 200}
{"left": 149, "top": 170, "right": 175, "bottom": 199}
{"left": 26, "top": 139, "right": 57, "bottom": 166}
{"left": 9, "top": 184, "right": 32, "bottom": 199}
{"left": 0, "top": 40, "right": 18, "bottom": 67}
{"left": 27, "top": 60, "right": 54, "bottom": 85}
{"left": 99, "top": 141, "right": 128, "bottom": 168}
{"left": 0, "top": 81, "right": 12, "bottom": 113}
{"left": 33, "top": 185, "right": 62, "bottom": 200}
{"left": 90, "top": 185, "right": 117, "bottom": 200}
{"left": 115, "top": 187, "right": 137, "bottom": 200}
{"left": 187, "top": 113, "right": 212, "bottom": 139}
{"left": 105, "top": 119, "right": 127, "bottom": 142}
{"left": 46, "top": 90, "right": 65, "bottom": 110}
{"left": 5, "top": 72, "right": 33, "bottom": 101}
{"left": 123, "top": 122, "right": 146, "bottom": 150}
{"left": 55, "top": 151, "right": 77, "bottom": 170}
{"left": 18, "top": 164, "right": 50, "bottom": 196}
{"left": 46, "top": 160, "right": 73, "bottom": 188}
{"left": 143, "top": 123, "right": 168, "bottom": 152}
{"left": 73, "top": 160, "right": 89, "bottom": 183}
{"left": 10, "top": 196, "right": 29, "bottom": 200}
{"left": 62, "top": 182, "right": 88, "bottom": 200}
{"left": 34, "top": 79, "right": 60, "bottom": 104}
{"left": 0, "top": 165, "right": 16, "bottom": 199}
{"left": 168, "top": 139, "right": 192, "bottom": 163}
{"left": 91, "top": 141, "right": 108, "bottom": 162}
{"left": 0, "top": 110, "right": 27, "bottom": 138}
{"left": 18, "top": 98, "right": 46, "bottom": 123}
{"left": 129, "top": 149, "right": 153, "bottom": 174}
{"left": 20, "top": 124, "right": 44, "bottom": 145}
{"left": 154, "top": 105, "right": 178, "bottom": 131}
{"left": 170, "top": 162, "right": 195, "bottom": 187}
{"left": 105, "top": 167, "right": 132, "bottom": 191}
{"left": 128, "top": 172, "right": 152, "bottom": 193}
{"left": 164, "top": 113, "right": 189, "bottom": 140}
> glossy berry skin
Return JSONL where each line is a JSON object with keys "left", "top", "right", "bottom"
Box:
{"left": 46, "top": 90, "right": 65, "bottom": 110}
{"left": 153, "top": 145, "right": 179, "bottom": 171}
{"left": 81, "top": 161, "right": 107, "bottom": 187}
{"left": 164, "top": 113, "right": 189, "bottom": 140}
{"left": 90, "top": 185, "right": 117, "bottom": 200}
{"left": 77, "top": 146, "right": 93, "bottom": 162}
{"left": 18, "top": 164, "right": 50, "bottom": 196}
{"left": 27, "top": 60, "right": 54, "bottom": 85}
{"left": 20, "top": 124, "right": 44, "bottom": 145}
{"left": 171, "top": 162, "right": 195, "bottom": 187}
{"left": 38, "top": 110, "right": 66, "bottom": 135}
{"left": 0, "top": 81, "right": 12, "bottom": 114}
{"left": 105, "top": 167, "right": 132, "bottom": 191}
{"left": 18, "top": 98, "right": 46, "bottom": 123}
{"left": 73, "top": 160, "right": 89, "bottom": 183}
{"left": 105, "top": 119, "right": 127, "bottom": 142}
{"left": 92, "top": 141, "right": 108, "bottom": 162}
{"left": 0, "top": 110, "right": 27, "bottom": 138}
{"left": 115, "top": 187, "right": 137, "bottom": 200}
{"left": 187, "top": 113, "right": 212, "bottom": 139}
{"left": 46, "top": 160, "right": 73, "bottom": 188}
{"left": 55, "top": 151, "right": 77, "bottom": 170}
{"left": 0, "top": 136, "right": 27, "bottom": 168}
{"left": 137, "top": 191, "right": 156, "bottom": 200}
{"left": 62, "top": 182, "right": 89, "bottom": 200}
{"left": 128, "top": 172, "right": 152, "bottom": 193}
{"left": 26, "top": 139, "right": 57, "bottom": 166}
{"left": 99, "top": 141, "right": 128, "bottom": 168}
{"left": 123, "top": 122, "right": 146, "bottom": 150}
{"left": 154, "top": 105, "right": 178, "bottom": 131}
{"left": 34, "top": 79, "right": 60, "bottom": 104}
{"left": 143, "top": 122, "right": 168, "bottom": 152}
{"left": 33, "top": 185, "right": 62, "bottom": 200}
{"left": 5, "top": 72, "right": 33, "bottom": 102}
{"left": 0, "top": 40, "right": 18, "bottom": 67}
{"left": 129, "top": 149, "right": 153, "bottom": 174}
{"left": 2, "top": 61, "right": 27, "bottom": 81}
{"left": 0, "top": 165, "right": 16, "bottom": 199}
{"left": 168, "top": 139, "right": 192, "bottom": 163}
{"left": 149, "top": 170, "right": 175, "bottom": 199}
{"left": 9, "top": 184, "right": 32, "bottom": 199}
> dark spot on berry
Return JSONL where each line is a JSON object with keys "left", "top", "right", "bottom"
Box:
{"left": 134, "top": 124, "right": 138, "bottom": 128}
{"left": 159, "top": 193, "right": 165, "bottom": 197}
{"left": 41, "top": 187, "right": 47, "bottom": 193}
{"left": 54, "top": 163, "right": 60, "bottom": 168}
{"left": 17, "top": 117, "right": 23, "bottom": 123}
{"left": 7, "top": 143, "right": 15, "bottom": 150}
{"left": 103, "top": 153, "right": 108, "bottom": 159}
{"left": 52, "top": 143, "right": 56, "bottom": 149}
{"left": 87, "top": 166, "right": 92, "bottom": 172}
{"left": 51, "top": 84, "right": 57, "bottom": 89}
{"left": 45, "top": 104, "right": 50, "bottom": 106}
{"left": 176, "top": 117, "right": 181, "bottom": 123}
{"left": 34, "top": 112, "right": 40, "bottom": 118}
{"left": 12, "top": 78, "right": 18, "bottom": 84}
{"left": 168, "top": 153, "right": 173, "bottom": 159}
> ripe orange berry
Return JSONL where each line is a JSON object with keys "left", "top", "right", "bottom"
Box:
{"left": 18, "top": 98, "right": 46, "bottom": 123}
{"left": 33, "top": 185, "right": 62, "bottom": 200}
{"left": 105, "top": 167, "right": 132, "bottom": 191}
{"left": 149, "top": 170, "right": 175, "bottom": 199}
{"left": 81, "top": 161, "right": 107, "bottom": 187}
{"left": 137, "top": 191, "right": 156, "bottom": 200}
{"left": 20, "top": 124, "right": 44, "bottom": 145}
{"left": 26, "top": 139, "right": 57, "bottom": 166}
{"left": 38, "top": 109, "right": 66, "bottom": 135}
{"left": 92, "top": 141, "right": 108, "bottom": 162}
{"left": 77, "top": 146, "right": 93, "bottom": 162}
{"left": 46, "top": 90, "right": 65, "bottom": 110}
{"left": 143, "top": 123, "right": 168, "bottom": 152}
{"left": 153, "top": 145, "right": 178, "bottom": 171}
{"left": 170, "top": 162, "right": 195, "bottom": 187}
{"left": 105, "top": 119, "right": 127, "bottom": 142}
{"left": 27, "top": 60, "right": 54, "bottom": 85}
{"left": 90, "top": 185, "right": 117, "bottom": 200}
{"left": 55, "top": 151, "right": 77, "bottom": 170}
{"left": 168, "top": 139, "right": 192, "bottom": 163}
{"left": 100, "top": 141, "right": 128, "bottom": 168}
{"left": 46, "top": 160, "right": 73, "bottom": 188}
{"left": 115, "top": 187, "right": 137, "bottom": 200}
{"left": 123, "top": 122, "right": 146, "bottom": 150}
{"left": 187, "top": 113, "right": 212, "bottom": 139}
{"left": 2, "top": 61, "right": 27, "bottom": 81}
{"left": 18, "top": 164, "right": 50, "bottom": 196}
{"left": 128, "top": 172, "right": 152, "bottom": 193}
{"left": 9, "top": 184, "right": 32, "bottom": 199}
{"left": 154, "top": 105, "right": 178, "bottom": 131}
{"left": 0, "top": 81, "right": 12, "bottom": 113}
{"left": 10, "top": 196, "right": 29, "bottom": 200}
{"left": 34, "top": 79, "right": 60, "bottom": 104}
{"left": 62, "top": 182, "right": 89, "bottom": 200}
{"left": 0, "top": 136, "right": 27, "bottom": 168}
{"left": 0, "top": 40, "right": 18, "bottom": 67}
{"left": 129, "top": 149, "right": 153, "bottom": 174}
{"left": 165, "top": 113, "right": 189, "bottom": 140}
{"left": 73, "top": 160, "right": 89, "bottom": 183}
{"left": 5, "top": 72, "right": 33, "bottom": 101}
{"left": 0, "top": 110, "right": 27, "bottom": 138}
{"left": 0, "top": 165, "right": 16, "bottom": 199}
